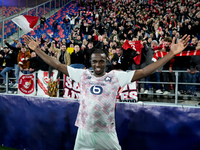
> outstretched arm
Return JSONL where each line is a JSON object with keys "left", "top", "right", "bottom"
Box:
{"left": 4, "top": 39, "right": 20, "bottom": 51}
{"left": 10, "top": 36, "right": 18, "bottom": 44}
{"left": 24, "top": 35, "right": 69, "bottom": 76}
{"left": 132, "top": 34, "right": 190, "bottom": 82}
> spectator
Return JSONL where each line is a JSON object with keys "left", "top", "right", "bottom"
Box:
{"left": 63, "top": 15, "right": 70, "bottom": 30}
{"left": 192, "top": 21, "right": 200, "bottom": 36}
{"left": 80, "top": 19, "right": 93, "bottom": 40}
{"left": 51, "top": 42, "right": 71, "bottom": 96}
{"left": 51, "top": 41, "right": 71, "bottom": 81}
{"left": 0, "top": 46, "right": 4, "bottom": 71}
{"left": 69, "top": 14, "right": 79, "bottom": 32}
{"left": 187, "top": 56, "right": 197, "bottom": 96}
{"left": 70, "top": 45, "right": 85, "bottom": 69}
{"left": 37, "top": 45, "right": 51, "bottom": 72}
{"left": 41, "top": 34, "right": 51, "bottom": 48}
{"left": 4, "top": 39, "right": 21, "bottom": 87}
{"left": 143, "top": 41, "right": 163, "bottom": 94}
{"left": 48, "top": 33, "right": 62, "bottom": 48}
{"left": 0, "top": 47, "right": 15, "bottom": 86}
{"left": 17, "top": 45, "right": 31, "bottom": 74}
{"left": 160, "top": 38, "right": 173, "bottom": 95}
{"left": 27, "top": 52, "right": 40, "bottom": 73}
{"left": 52, "top": 19, "right": 58, "bottom": 33}
{"left": 94, "top": 35, "right": 104, "bottom": 49}
{"left": 70, "top": 28, "right": 83, "bottom": 47}
{"left": 40, "top": 15, "right": 46, "bottom": 30}
{"left": 84, "top": 41, "right": 94, "bottom": 69}
{"left": 111, "top": 46, "right": 130, "bottom": 71}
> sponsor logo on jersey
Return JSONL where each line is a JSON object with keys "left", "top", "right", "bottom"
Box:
{"left": 90, "top": 86, "right": 103, "bottom": 95}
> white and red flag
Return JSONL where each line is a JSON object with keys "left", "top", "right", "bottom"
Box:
{"left": 12, "top": 15, "right": 39, "bottom": 33}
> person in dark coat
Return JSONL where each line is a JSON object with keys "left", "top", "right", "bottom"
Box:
{"left": 27, "top": 52, "right": 40, "bottom": 73}
{"left": 0, "top": 47, "right": 15, "bottom": 85}
{"left": 111, "top": 46, "right": 130, "bottom": 71}
{"left": 4, "top": 39, "right": 21, "bottom": 87}
{"left": 70, "top": 45, "right": 85, "bottom": 69}
{"left": 40, "top": 15, "right": 46, "bottom": 30}
{"left": 52, "top": 19, "right": 58, "bottom": 33}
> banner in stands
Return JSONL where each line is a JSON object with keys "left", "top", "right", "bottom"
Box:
{"left": 63, "top": 75, "right": 138, "bottom": 102}
{"left": 18, "top": 72, "right": 36, "bottom": 95}
{"left": 117, "top": 81, "right": 137, "bottom": 103}
{"left": 63, "top": 76, "right": 80, "bottom": 99}
{"left": 37, "top": 70, "right": 58, "bottom": 96}
{"left": 152, "top": 49, "right": 200, "bottom": 62}
{"left": 80, "top": 11, "right": 93, "bottom": 16}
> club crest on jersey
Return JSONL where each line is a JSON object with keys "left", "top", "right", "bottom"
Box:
{"left": 90, "top": 86, "right": 103, "bottom": 95}
{"left": 104, "top": 76, "right": 112, "bottom": 82}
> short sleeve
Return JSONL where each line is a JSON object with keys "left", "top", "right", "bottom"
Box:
{"left": 67, "top": 66, "right": 85, "bottom": 82}
{"left": 114, "top": 70, "right": 135, "bottom": 87}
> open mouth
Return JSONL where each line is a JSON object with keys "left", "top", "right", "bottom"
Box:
{"left": 95, "top": 68, "right": 101, "bottom": 72}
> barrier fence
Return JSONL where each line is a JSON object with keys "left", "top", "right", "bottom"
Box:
{"left": 138, "top": 70, "right": 200, "bottom": 105}
{"left": 1, "top": 69, "right": 200, "bottom": 105}
{"left": 0, "top": 95, "right": 200, "bottom": 150}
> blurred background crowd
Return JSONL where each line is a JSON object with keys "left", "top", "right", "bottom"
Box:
{"left": 1, "top": 0, "right": 200, "bottom": 96}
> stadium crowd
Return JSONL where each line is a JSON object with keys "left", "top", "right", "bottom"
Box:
{"left": 1, "top": 0, "right": 200, "bottom": 96}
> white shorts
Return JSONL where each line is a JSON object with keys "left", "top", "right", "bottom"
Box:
{"left": 74, "top": 128, "right": 121, "bottom": 150}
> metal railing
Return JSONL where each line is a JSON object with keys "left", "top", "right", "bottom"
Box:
{"left": 0, "top": 70, "right": 65, "bottom": 98}
{"left": 136, "top": 70, "right": 200, "bottom": 104}
{"left": 1, "top": 70, "right": 200, "bottom": 105}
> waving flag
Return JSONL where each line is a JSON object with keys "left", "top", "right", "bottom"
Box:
{"left": 12, "top": 15, "right": 39, "bottom": 34}
{"left": 122, "top": 40, "right": 143, "bottom": 65}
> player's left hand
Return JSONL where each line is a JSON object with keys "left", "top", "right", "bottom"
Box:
{"left": 170, "top": 34, "right": 190, "bottom": 56}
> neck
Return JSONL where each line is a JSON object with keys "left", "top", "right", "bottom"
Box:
{"left": 93, "top": 72, "right": 106, "bottom": 77}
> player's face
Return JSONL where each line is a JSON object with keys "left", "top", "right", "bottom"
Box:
{"left": 91, "top": 53, "right": 107, "bottom": 77}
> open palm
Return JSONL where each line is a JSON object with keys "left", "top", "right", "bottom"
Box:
{"left": 24, "top": 36, "right": 39, "bottom": 51}
{"left": 170, "top": 34, "right": 190, "bottom": 55}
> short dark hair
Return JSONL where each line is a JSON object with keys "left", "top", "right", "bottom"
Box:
{"left": 61, "top": 44, "right": 66, "bottom": 47}
{"left": 90, "top": 48, "right": 109, "bottom": 59}
{"left": 164, "top": 37, "right": 172, "bottom": 42}
{"left": 21, "top": 45, "right": 26, "bottom": 48}
{"left": 115, "top": 46, "right": 122, "bottom": 50}
{"left": 88, "top": 41, "right": 93, "bottom": 45}
{"left": 74, "top": 44, "right": 80, "bottom": 48}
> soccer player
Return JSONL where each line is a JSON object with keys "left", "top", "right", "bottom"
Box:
{"left": 24, "top": 34, "right": 190, "bottom": 150}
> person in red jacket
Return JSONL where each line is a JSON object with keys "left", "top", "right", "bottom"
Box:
{"left": 17, "top": 45, "right": 31, "bottom": 74}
